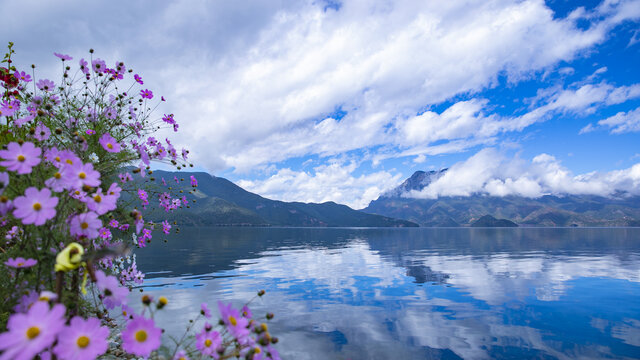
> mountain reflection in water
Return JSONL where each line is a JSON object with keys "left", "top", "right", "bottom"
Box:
{"left": 133, "top": 227, "right": 640, "bottom": 359}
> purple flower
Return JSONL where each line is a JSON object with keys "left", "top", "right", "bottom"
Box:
{"left": 0, "top": 99, "right": 19, "bottom": 117}
{"left": 85, "top": 189, "right": 117, "bottom": 215}
{"left": 63, "top": 161, "right": 101, "bottom": 190}
{"left": 162, "top": 114, "right": 176, "bottom": 125}
{"left": 98, "top": 227, "right": 111, "bottom": 239}
{"left": 118, "top": 172, "right": 132, "bottom": 183}
{"left": 0, "top": 141, "right": 41, "bottom": 174}
{"left": 119, "top": 223, "right": 130, "bottom": 231}
{"left": 0, "top": 196, "right": 12, "bottom": 216}
{"left": 0, "top": 301, "right": 65, "bottom": 360}
{"left": 36, "top": 79, "right": 55, "bottom": 92}
{"left": 4, "top": 257, "right": 37, "bottom": 268}
{"left": 79, "top": 59, "right": 90, "bottom": 75}
{"left": 108, "top": 219, "right": 119, "bottom": 228}
{"left": 69, "top": 212, "right": 101, "bottom": 239}
{"left": 218, "top": 302, "right": 250, "bottom": 342}
{"left": 14, "top": 70, "right": 32, "bottom": 82}
{"left": 91, "top": 59, "right": 106, "bottom": 73}
{"left": 13, "top": 187, "right": 58, "bottom": 226}
{"left": 134, "top": 74, "right": 143, "bottom": 84}
{"left": 195, "top": 326, "right": 222, "bottom": 357}
{"left": 241, "top": 305, "right": 252, "bottom": 318}
{"left": 95, "top": 270, "right": 128, "bottom": 309}
{"left": 54, "top": 52, "right": 72, "bottom": 61}
{"left": 52, "top": 316, "right": 108, "bottom": 360}
{"left": 173, "top": 350, "right": 190, "bottom": 360}
{"left": 201, "top": 303, "right": 212, "bottom": 318}
{"left": 190, "top": 175, "right": 198, "bottom": 187}
{"left": 162, "top": 220, "right": 171, "bottom": 235}
{"left": 121, "top": 316, "right": 162, "bottom": 357}
{"left": 98, "top": 133, "right": 121, "bottom": 153}
{"left": 140, "top": 89, "right": 153, "bottom": 99}
{"left": 14, "top": 114, "right": 35, "bottom": 127}
{"left": 85, "top": 129, "right": 95, "bottom": 135}
{"left": 34, "top": 122, "right": 51, "bottom": 141}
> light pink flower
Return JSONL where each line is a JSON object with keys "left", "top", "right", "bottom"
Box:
{"left": 13, "top": 187, "right": 58, "bottom": 226}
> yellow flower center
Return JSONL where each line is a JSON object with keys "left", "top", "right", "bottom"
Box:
{"left": 107, "top": 143, "right": 113, "bottom": 149}
{"left": 39, "top": 296, "right": 50, "bottom": 301}
{"left": 55, "top": 156, "right": 61, "bottom": 162}
{"left": 81, "top": 222, "right": 89, "bottom": 229}
{"left": 33, "top": 203, "right": 42, "bottom": 211}
{"left": 76, "top": 335, "right": 90, "bottom": 348}
{"left": 26, "top": 326, "right": 40, "bottom": 339}
{"left": 135, "top": 330, "right": 147, "bottom": 342}
{"left": 18, "top": 262, "right": 24, "bottom": 267}
{"left": 254, "top": 347, "right": 262, "bottom": 354}
{"left": 93, "top": 195, "right": 102, "bottom": 203}
{"left": 204, "top": 338, "right": 212, "bottom": 347}
{"left": 17, "top": 155, "right": 26, "bottom": 162}
{"left": 159, "top": 296, "right": 168, "bottom": 305}
{"left": 54, "top": 172, "right": 62, "bottom": 179}
{"left": 65, "top": 159, "right": 73, "bottom": 164}
{"left": 78, "top": 172, "right": 86, "bottom": 179}
{"left": 228, "top": 315, "right": 237, "bottom": 326}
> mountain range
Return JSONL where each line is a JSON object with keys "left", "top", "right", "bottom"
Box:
{"left": 139, "top": 170, "right": 417, "bottom": 227}
{"left": 135, "top": 168, "right": 640, "bottom": 227}
{"left": 363, "top": 170, "right": 640, "bottom": 227}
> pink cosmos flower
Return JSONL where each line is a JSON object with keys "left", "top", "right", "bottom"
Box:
{"left": 4, "top": 257, "right": 37, "bottom": 268}
{"left": 0, "top": 141, "right": 41, "bottom": 174}
{"left": 162, "top": 220, "right": 171, "bottom": 235}
{"left": 34, "top": 122, "right": 51, "bottom": 141}
{"left": 53, "top": 52, "right": 72, "bottom": 61}
{"left": 121, "top": 316, "right": 162, "bottom": 357}
{"left": 173, "top": 350, "right": 190, "bottom": 360}
{"left": 134, "top": 74, "right": 143, "bottom": 84}
{"left": 55, "top": 149, "right": 81, "bottom": 168}
{"left": 98, "top": 227, "right": 111, "bottom": 240}
{"left": 190, "top": 175, "right": 198, "bottom": 187}
{"left": 91, "top": 59, "right": 106, "bottom": 73}
{"left": 14, "top": 70, "right": 32, "bottom": 82}
{"left": 0, "top": 301, "right": 65, "bottom": 360}
{"left": 119, "top": 223, "right": 130, "bottom": 231}
{"left": 69, "top": 212, "right": 101, "bottom": 239}
{"left": 195, "top": 326, "right": 222, "bottom": 357}
{"left": 86, "top": 129, "right": 95, "bottom": 135}
{"left": 85, "top": 189, "right": 117, "bottom": 215}
{"left": 218, "top": 302, "right": 250, "bottom": 343}
{"left": 13, "top": 187, "right": 58, "bottom": 226}
{"left": 99, "top": 133, "right": 121, "bottom": 153}
{"left": 107, "top": 182, "right": 122, "bottom": 198}
{"left": 63, "top": 162, "right": 101, "bottom": 190}
{"left": 118, "top": 172, "right": 132, "bottom": 183}
{"left": 36, "top": 79, "right": 55, "bottom": 92}
{"left": 79, "top": 59, "right": 90, "bottom": 75}
{"left": 44, "top": 170, "right": 68, "bottom": 192}
{"left": 0, "top": 196, "right": 12, "bottom": 216}
{"left": 108, "top": 219, "right": 119, "bottom": 228}
{"left": 95, "top": 270, "right": 128, "bottom": 309}
{"left": 14, "top": 114, "right": 35, "bottom": 127}
{"left": 201, "top": 303, "right": 212, "bottom": 318}
{"left": 0, "top": 99, "right": 19, "bottom": 117}
{"left": 140, "top": 89, "right": 153, "bottom": 99}
{"left": 53, "top": 316, "right": 108, "bottom": 360}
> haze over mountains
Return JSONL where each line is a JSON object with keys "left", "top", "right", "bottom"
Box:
{"left": 364, "top": 170, "right": 640, "bottom": 227}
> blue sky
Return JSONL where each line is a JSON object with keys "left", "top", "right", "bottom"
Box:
{"left": 3, "top": 0, "right": 640, "bottom": 208}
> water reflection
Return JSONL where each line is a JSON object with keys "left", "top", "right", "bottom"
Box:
{"left": 135, "top": 228, "right": 640, "bottom": 359}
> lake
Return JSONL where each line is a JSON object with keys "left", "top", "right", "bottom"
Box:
{"left": 133, "top": 227, "right": 640, "bottom": 359}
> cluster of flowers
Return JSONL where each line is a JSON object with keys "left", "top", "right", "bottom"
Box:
{"left": 0, "top": 43, "right": 279, "bottom": 359}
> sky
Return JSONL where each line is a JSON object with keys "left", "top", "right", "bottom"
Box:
{"left": 2, "top": 0, "right": 640, "bottom": 209}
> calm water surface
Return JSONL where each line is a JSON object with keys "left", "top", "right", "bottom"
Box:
{"left": 133, "top": 227, "right": 640, "bottom": 359}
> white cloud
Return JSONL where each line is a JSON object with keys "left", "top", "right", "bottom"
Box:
{"left": 237, "top": 160, "right": 402, "bottom": 209}
{"left": 4, "top": 0, "right": 627, "bottom": 172}
{"left": 597, "top": 106, "right": 640, "bottom": 133}
{"left": 408, "top": 148, "right": 640, "bottom": 198}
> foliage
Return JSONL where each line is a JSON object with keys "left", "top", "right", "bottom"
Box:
{"left": 0, "top": 43, "right": 280, "bottom": 359}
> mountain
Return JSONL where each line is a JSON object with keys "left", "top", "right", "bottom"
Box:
{"left": 470, "top": 215, "right": 518, "bottom": 227}
{"left": 363, "top": 170, "right": 640, "bottom": 227}
{"left": 137, "top": 170, "right": 418, "bottom": 227}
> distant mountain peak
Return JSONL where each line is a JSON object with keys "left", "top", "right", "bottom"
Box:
{"left": 381, "top": 168, "right": 447, "bottom": 198}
